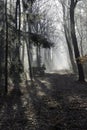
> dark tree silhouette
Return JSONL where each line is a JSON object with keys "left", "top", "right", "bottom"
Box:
{"left": 70, "top": 0, "right": 85, "bottom": 81}
{"left": 5, "top": 0, "right": 8, "bottom": 94}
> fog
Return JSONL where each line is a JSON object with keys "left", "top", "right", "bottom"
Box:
{"left": 20, "top": 0, "right": 72, "bottom": 73}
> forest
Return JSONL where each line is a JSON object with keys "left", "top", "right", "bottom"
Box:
{"left": 0, "top": 0, "right": 87, "bottom": 129}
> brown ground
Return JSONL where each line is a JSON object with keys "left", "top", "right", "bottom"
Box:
{"left": 0, "top": 73, "right": 87, "bottom": 130}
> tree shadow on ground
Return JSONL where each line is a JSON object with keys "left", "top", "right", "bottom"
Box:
{"left": 0, "top": 73, "right": 87, "bottom": 130}
{"left": 25, "top": 73, "right": 87, "bottom": 130}
{"left": 26, "top": 74, "right": 67, "bottom": 130}
{"left": 0, "top": 75, "right": 29, "bottom": 130}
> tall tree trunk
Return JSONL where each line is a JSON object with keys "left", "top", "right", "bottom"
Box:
{"left": 14, "top": 0, "right": 21, "bottom": 74}
{"left": 5, "top": 0, "right": 8, "bottom": 94}
{"left": 36, "top": 45, "right": 41, "bottom": 68}
{"left": 62, "top": 2, "right": 76, "bottom": 72}
{"left": 70, "top": 0, "right": 85, "bottom": 81}
{"left": 22, "top": 42, "right": 25, "bottom": 70}
{"left": 27, "top": 13, "right": 33, "bottom": 81}
{"left": 18, "top": 0, "right": 21, "bottom": 60}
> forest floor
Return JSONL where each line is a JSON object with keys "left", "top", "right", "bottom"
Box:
{"left": 0, "top": 72, "right": 87, "bottom": 130}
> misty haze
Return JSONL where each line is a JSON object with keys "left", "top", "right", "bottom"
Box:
{"left": 0, "top": 0, "right": 87, "bottom": 130}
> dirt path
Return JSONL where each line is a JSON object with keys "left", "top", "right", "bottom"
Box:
{"left": 0, "top": 73, "right": 87, "bottom": 130}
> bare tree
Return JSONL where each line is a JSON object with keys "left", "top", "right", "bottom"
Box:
{"left": 61, "top": 0, "right": 77, "bottom": 72}
{"left": 70, "top": 0, "right": 85, "bottom": 81}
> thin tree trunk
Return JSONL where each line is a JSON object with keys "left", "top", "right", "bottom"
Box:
{"left": 5, "top": 0, "right": 8, "bottom": 94}
{"left": 70, "top": 0, "right": 85, "bottom": 81}
{"left": 14, "top": 0, "right": 21, "bottom": 74}
{"left": 27, "top": 14, "right": 33, "bottom": 81}
{"left": 64, "top": 25, "right": 77, "bottom": 72}
{"left": 36, "top": 45, "right": 41, "bottom": 68}
{"left": 62, "top": 1, "right": 76, "bottom": 73}
{"left": 18, "top": 0, "right": 21, "bottom": 60}
{"left": 22, "top": 42, "right": 25, "bottom": 70}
